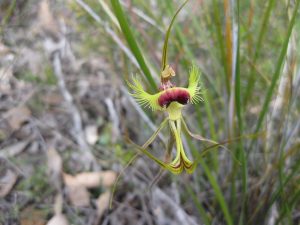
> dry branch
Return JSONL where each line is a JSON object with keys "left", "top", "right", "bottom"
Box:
{"left": 52, "top": 52, "right": 98, "bottom": 169}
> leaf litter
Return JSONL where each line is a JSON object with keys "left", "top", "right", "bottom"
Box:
{"left": 0, "top": 0, "right": 200, "bottom": 224}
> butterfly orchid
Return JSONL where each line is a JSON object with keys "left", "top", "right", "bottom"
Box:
{"left": 127, "top": 64, "right": 203, "bottom": 174}
{"left": 123, "top": 0, "right": 216, "bottom": 174}
{"left": 109, "top": 0, "right": 246, "bottom": 209}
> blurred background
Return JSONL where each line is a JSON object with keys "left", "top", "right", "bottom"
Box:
{"left": 0, "top": 0, "right": 300, "bottom": 224}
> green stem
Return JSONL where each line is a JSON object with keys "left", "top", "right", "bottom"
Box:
{"left": 109, "top": 118, "right": 168, "bottom": 208}
{"left": 161, "top": 0, "right": 189, "bottom": 71}
{"left": 110, "top": 0, "right": 157, "bottom": 91}
{"left": 243, "top": 0, "right": 275, "bottom": 106}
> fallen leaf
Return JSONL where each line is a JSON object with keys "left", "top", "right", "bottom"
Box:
{"left": 65, "top": 184, "right": 90, "bottom": 207}
{"left": 0, "top": 42, "right": 10, "bottom": 56}
{"left": 38, "top": 0, "right": 60, "bottom": 39}
{"left": 6, "top": 106, "right": 31, "bottom": 131}
{"left": 47, "top": 148, "right": 63, "bottom": 191}
{"left": 0, "top": 140, "right": 29, "bottom": 158}
{"left": 85, "top": 125, "right": 98, "bottom": 145}
{"left": 42, "top": 93, "right": 63, "bottom": 105}
{"left": 53, "top": 194, "right": 63, "bottom": 215}
{"left": 63, "top": 171, "right": 116, "bottom": 207}
{"left": 63, "top": 173, "right": 92, "bottom": 207}
{"left": 63, "top": 171, "right": 117, "bottom": 189}
{"left": 46, "top": 214, "right": 69, "bottom": 225}
{"left": 96, "top": 191, "right": 110, "bottom": 219}
{"left": 20, "top": 206, "right": 47, "bottom": 225}
{"left": 62, "top": 173, "right": 78, "bottom": 187}
{"left": 75, "top": 171, "right": 117, "bottom": 188}
{"left": 0, "top": 67, "right": 13, "bottom": 93}
{"left": 0, "top": 169, "right": 18, "bottom": 197}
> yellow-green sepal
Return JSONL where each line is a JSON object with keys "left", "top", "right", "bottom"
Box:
{"left": 127, "top": 77, "right": 162, "bottom": 111}
{"left": 187, "top": 64, "right": 203, "bottom": 104}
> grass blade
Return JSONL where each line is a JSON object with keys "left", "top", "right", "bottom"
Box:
{"left": 252, "top": 0, "right": 300, "bottom": 138}
{"left": 212, "top": 0, "right": 229, "bottom": 93}
{"left": 185, "top": 184, "right": 212, "bottom": 225}
{"left": 98, "top": 0, "right": 120, "bottom": 29}
{"left": 110, "top": 0, "right": 157, "bottom": 91}
{"left": 233, "top": 1, "right": 248, "bottom": 224}
{"left": 224, "top": 0, "right": 233, "bottom": 92}
{"left": 187, "top": 138, "right": 234, "bottom": 225}
{"left": 243, "top": 0, "right": 275, "bottom": 106}
{"left": 198, "top": 158, "right": 233, "bottom": 225}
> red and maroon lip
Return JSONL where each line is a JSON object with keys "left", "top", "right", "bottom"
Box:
{"left": 158, "top": 88, "right": 190, "bottom": 107}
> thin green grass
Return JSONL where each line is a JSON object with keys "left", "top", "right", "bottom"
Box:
{"left": 243, "top": 0, "right": 276, "bottom": 106}
{"left": 252, "top": 0, "right": 299, "bottom": 141}
{"left": 185, "top": 183, "right": 212, "bottom": 225}
{"left": 110, "top": 0, "right": 157, "bottom": 91}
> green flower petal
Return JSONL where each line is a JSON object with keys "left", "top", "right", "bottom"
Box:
{"left": 169, "top": 120, "right": 196, "bottom": 174}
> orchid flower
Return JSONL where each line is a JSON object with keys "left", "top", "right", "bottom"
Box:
{"left": 109, "top": 0, "right": 244, "bottom": 209}
{"left": 123, "top": 0, "right": 212, "bottom": 174}
{"left": 127, "top": 64, "right": 204, "bottom": 174}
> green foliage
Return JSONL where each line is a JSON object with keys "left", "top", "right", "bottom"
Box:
{"left": 20, "top": 65, "right": 57, "bottom": 86}
{"left": 17, "top": 164, "right": 53, "bottom": 201}
{"left": 44, "top": 64, "right": 57, "bottom": 85}
{"left": 110, "top": 0, "right": 157, "bottom": 91}
{"left": 114, "top": 144, "right": 136, "bottom": 165}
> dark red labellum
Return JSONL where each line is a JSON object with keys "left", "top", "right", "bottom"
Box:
{"left": 158, "top": 88, "right": 190, "bottom": 107}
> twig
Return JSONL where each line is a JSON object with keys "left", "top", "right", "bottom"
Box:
{"left": 152, "top": 187, "right": 198, "bottom": 225}
{"left": 120, "top": 0, "right": 164, "bottom": 32}
{"left": 139, "top": 193, "right": 154, "bottom": 225}
{"left": 52, "top": 51, "right": 98, "bottom": 169}
{"left": 104, "top": 98, "right": 121, "bottom": 143}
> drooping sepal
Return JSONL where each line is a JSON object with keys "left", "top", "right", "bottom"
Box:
{"left": 168, "top": 120, "right": 196, "bottom": 174}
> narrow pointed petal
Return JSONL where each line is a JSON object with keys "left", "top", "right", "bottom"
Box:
{"left": 128, "top": 138, "right": 168, "bottom": 169}
{"left": 169, "top": 120, "right": 196, "bottom": 174}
